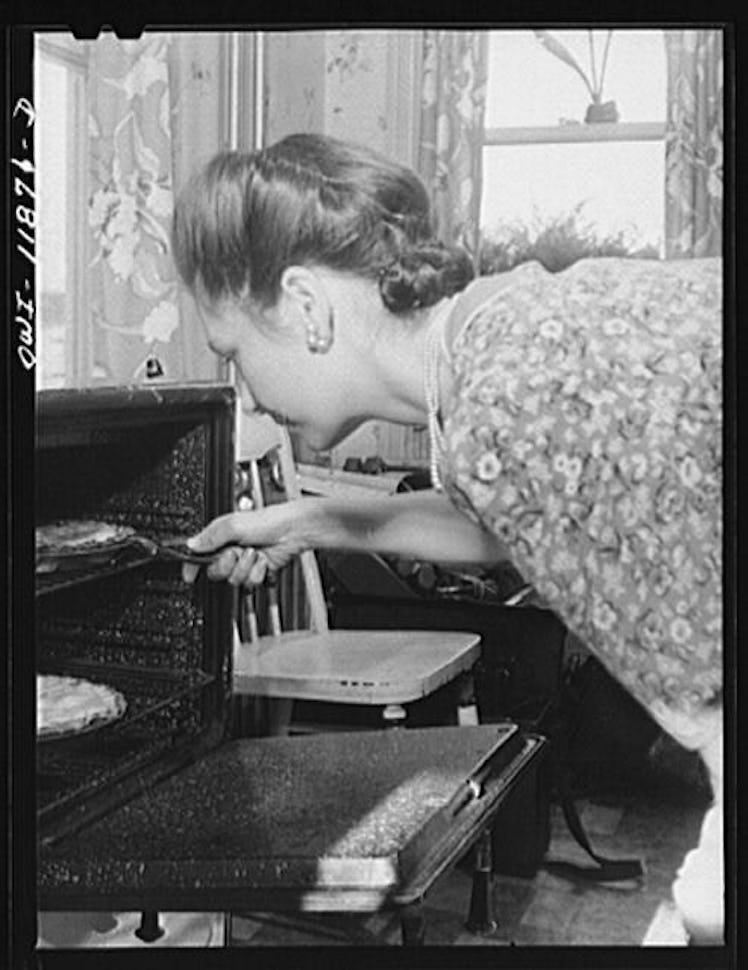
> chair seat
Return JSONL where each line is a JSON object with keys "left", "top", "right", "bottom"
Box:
{"left": 233, "top": 629, "right": 481, "bottom": 705}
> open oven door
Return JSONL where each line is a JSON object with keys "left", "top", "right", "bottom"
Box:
{"left": 38, "top": 724, "right": 545, "bottom": 917}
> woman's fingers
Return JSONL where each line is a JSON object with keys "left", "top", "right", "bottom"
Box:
{"left": 207, "top": 546, "right": 243, "bottom": 582}
{"left": 181, "top": 545, "right": 271, "bottom": 589}
{"left": 181, "top": 546, "right": 243, "bottom": 585}
{"left": 182, "top": 562, "right": 201, "bottom": 585}
{"left": 248, "top": 552, "right": 270, "bottom": 586}
{"left": 225, "top": 548, "right": 262, "bottom": 587}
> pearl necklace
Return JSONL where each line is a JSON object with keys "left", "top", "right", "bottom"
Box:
{"left": 423, "top": 297, "right": 456, "bottom": 492}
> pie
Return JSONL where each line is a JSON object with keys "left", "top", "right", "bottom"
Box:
{"left": 36, "top": 520, "right": 136, "bottom": 555}
{"left": 37, "top": 674, "right": 127, "bottom": 739}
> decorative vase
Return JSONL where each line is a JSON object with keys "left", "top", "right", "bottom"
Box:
{"left": 585, "top": 100, "right": 619, "bottom": 124}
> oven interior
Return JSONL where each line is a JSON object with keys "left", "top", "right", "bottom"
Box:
{"left": 35, "top": 386, "right": 235, "bottom": 845}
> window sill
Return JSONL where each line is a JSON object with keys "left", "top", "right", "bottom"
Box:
{"left": 484, "top": 121, "right": 665, "bottom": 146}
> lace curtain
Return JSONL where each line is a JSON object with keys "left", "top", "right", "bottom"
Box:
{"left": 86, "top": 32, "right": 227, "bottom": 385}
{"left": 417, "top": 31, "right": 489, "bottom": 267}
{"left": 664, "top": 29, "right": 723, "bottom": 258}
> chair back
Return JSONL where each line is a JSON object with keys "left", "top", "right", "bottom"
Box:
{"left": 273, "top": 425, "right": 330, "bottom": 633}
{"left": 237, "top": 411, "right": 329, "bottom": 639}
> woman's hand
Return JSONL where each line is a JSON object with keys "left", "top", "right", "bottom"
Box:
{"left": 182, "top": 504, "right": 310, "bottom": 588}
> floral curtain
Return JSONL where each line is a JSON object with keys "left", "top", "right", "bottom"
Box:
{"left": 86, "top": 32, "right": 227, "bottom": 385}
{"left": 663, "top": 29, "right": 723, "bottom": 258}
{"left": 417, "top": 31, "right": 489, "bottom": 266}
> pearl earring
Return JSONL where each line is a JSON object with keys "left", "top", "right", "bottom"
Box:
{"left": 305, "top": 309, "right": 334, "bottom": 355}
{"left": 306, "top": 328, "right": 332, "bottom": 354}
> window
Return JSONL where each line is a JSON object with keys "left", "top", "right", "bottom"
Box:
{"left": 34, "top": 34, "right": 91, "bottom": 389}
{"left": 33, "top": 32, "right": 249, "bottom": 391}
{"left": 481, "top": 29, "right": 666, "bottom": 262}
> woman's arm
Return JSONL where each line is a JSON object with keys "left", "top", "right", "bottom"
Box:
{"left": 305, "top": 489, "right": 506, "bottom": 565}
{"left": 184, "top": 489, "right": 508, "bottom": 587}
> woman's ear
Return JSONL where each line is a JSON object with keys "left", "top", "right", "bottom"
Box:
{"left": 279, "top": 266, "right": 334, "bottom": 354}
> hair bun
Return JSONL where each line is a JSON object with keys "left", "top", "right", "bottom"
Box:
{"left": 378, "top": 243, "right": 474, "bottom": 314}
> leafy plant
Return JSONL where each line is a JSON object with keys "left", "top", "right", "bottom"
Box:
{"left": 479, "top": 202, "right": 660, "bottom": 276}
{"left": 534, "top": 29, "right": 614, "bottom": 107}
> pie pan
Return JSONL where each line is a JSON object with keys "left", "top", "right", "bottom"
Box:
{"left": 36, "top": 522, "right": 139, "bottom": 574}
{"left": 37, "top": 674, "right": 128, "bottom": 746}
{"left": 37, "top": 710, "right": 126, "bottom": 745}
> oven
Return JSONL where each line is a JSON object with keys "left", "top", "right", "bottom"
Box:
{"left": 35, "top": 383, "right": 546, "bottom": 940}
{"left": 36, "top": 384, "right": 235, "bottom": 847}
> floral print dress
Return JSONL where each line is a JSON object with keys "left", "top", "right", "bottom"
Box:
{"left": 440, "top": 257, "right": 722, "bottom": 747}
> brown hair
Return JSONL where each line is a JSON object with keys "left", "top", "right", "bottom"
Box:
{"left": 172, "top": 133, "right": 474, "bottom": 314}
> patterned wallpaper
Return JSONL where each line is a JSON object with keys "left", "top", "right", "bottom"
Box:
{"left": 324, "top": 32, "right": 390, "bottom": 149}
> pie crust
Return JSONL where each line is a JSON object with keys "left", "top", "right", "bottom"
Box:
{"left": 36, "top": 520, "right": 136, "bottom": 556}
{"left": 37, "top": 674, "right": 127, "bottom": 739}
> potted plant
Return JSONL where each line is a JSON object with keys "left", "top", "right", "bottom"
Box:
{"left": 534, "top": 29, "right": 619, "bottom": 124}
{"left": 479, "top": 203, "right": 661, "bottom": 276}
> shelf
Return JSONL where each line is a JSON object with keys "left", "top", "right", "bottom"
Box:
{"left": 483, "top": 121, "right": 665, "bottom": 146}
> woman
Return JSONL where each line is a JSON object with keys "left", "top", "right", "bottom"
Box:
{"left": 173, "top": 133, "right": 723, "bottom": 944}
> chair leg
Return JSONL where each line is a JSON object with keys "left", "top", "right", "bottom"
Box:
{"left": 400, "top": 901, "right": 426, "bottom": 945}
{"left": 465, "top": 828, "right": 498, "bottom": 935}
{"left": 382, "top": 704, "right": 407, "bottom": 729}
{"left": 456, "top": 671, "right": 479, "bottom": 725}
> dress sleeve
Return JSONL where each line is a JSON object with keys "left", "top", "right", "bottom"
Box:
{"left": 439, "top": 258, "right": 723, "bottom": 726}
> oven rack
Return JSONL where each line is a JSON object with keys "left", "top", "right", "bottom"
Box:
{"left": 35, "top": 545, "right": 157, "bottom": 597}
{"left": 37, "top": 663, "right": 214, "bottom": 744}
{"left": 37, "top": 664, "right": 217, "bottom": 834}
{"left": 34, "top": 537, "right": 199, "bottom": 597}
{"left": 35, "top": 504, "right": 200, "bottom": 599}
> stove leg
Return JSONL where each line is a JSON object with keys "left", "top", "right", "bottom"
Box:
{"left": 465, "top": 828, "right": 498, "bottom": 935}
{"left": 400, "top": 901, "right": 426, "bottom": 945}
{"left": 383, "top": 704, "right": 407, "bottom": 729}
{"left": 134, "top": 910, "right": 165, "bottom": 943}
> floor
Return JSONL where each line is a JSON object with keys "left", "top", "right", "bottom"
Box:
{"left": 226, "top": 776, "right": 709, "bottom": 948}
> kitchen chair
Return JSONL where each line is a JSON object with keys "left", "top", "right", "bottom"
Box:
{"left": 231, "top": 415, "right": 482, "bottom": 735}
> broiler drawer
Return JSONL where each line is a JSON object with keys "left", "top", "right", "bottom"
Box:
{"left": 38, "top": 724, "right": 546, "bottom": 912}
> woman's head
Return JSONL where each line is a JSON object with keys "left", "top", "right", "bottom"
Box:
{"left": 172, "top": 133, "right": 474, "bottom": 315}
